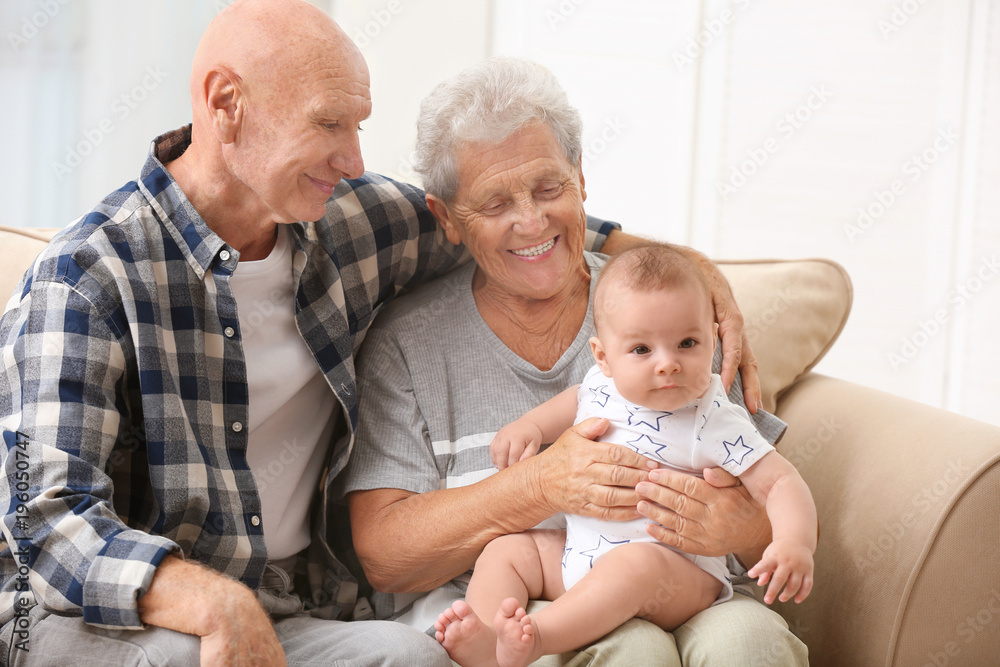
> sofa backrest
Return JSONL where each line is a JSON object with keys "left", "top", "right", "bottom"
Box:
{"left": 0, "top": 226, "right": 59, "bottom": 308}
{"left": 718, "top": 259, "right": 852, "bottom": 412}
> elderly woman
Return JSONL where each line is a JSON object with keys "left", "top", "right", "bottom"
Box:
{"left": 344, "top": 58, "right": 808, "bottom": 666}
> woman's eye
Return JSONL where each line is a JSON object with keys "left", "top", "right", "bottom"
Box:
{"left": 632, "top": 345, "right": 651, "bottom": 355}
{"left": 679, "top": 338, "right": 697, "bottom": 349}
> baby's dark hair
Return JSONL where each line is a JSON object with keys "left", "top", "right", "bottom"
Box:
{"left": 594, "top": 245, "right": 713, "bottom": 335}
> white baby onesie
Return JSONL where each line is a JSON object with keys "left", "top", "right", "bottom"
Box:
{"left": 562, "top": 365, "right": 775, "bottom": 604}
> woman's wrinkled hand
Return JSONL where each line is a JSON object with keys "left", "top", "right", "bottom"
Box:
{"left": 531, "top": 417, "right": 657, "bottom": 520}
{"left": 634, "top": 466, "right": 771, "bottom": 557}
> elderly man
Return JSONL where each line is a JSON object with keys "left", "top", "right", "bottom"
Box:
{"left": 0, "top": 1, "right": 761, "bottom": 665}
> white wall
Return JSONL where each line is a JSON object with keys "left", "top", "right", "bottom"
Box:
{"left": 2, "top": 0, "right": 998, "bottom": 427}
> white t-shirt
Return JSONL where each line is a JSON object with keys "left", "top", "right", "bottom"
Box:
{"left": 230, "top": 227, "right": 337, "bottom": 561}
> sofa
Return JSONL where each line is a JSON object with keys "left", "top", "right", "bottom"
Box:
{"left": 2, "top": 224, "right": 998, "bottom": 666}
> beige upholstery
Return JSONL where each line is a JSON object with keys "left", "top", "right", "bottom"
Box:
{"left": 2, "top": 226, "right": 997, "bottom": 665}
{"left": 719, "top": 259, "right": 852, "bottom": 414}
{"left": 0, "top": 226, "right": 56, "bottom": 307}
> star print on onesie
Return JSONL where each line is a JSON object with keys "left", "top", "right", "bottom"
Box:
{"left": 561, "top": 365, "right": 775, "bottom": 604}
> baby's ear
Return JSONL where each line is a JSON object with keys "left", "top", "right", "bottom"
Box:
{"left": 712, "top": 321, "right": 719, "bottom": 349}
{"left": 590, "top": 337, "right": 613, "bottom": 377}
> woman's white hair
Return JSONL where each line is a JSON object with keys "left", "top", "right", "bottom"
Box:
{"left": 413, "top": 57, "right": 583, "bottom": 202}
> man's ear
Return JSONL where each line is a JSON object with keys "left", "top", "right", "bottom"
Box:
{"left": 426, "top": 194, "right": 463, "bottom": 246}
{"left": 203, "top": 67, "right": 245, "bottom": 145}
{"left": 589, "top": 336, "right": 612, "bottom": 377}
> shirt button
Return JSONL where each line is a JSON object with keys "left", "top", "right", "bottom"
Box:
{"left": 250, "top": 515, "right": 261, "bottom": 527}
{"left": 232, "top": 421, "right": 243, "bottom": 433}
{"left": 224, "top": 327, "right": 235, "bottom": 338}
{"left": 219, "top": 250, "right": 231, "bottom": 261}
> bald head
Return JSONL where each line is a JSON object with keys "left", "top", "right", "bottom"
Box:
{"left": 191, "top": 0, "right": 365, "bottom": 120}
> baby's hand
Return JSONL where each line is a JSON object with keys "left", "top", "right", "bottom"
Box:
{"left": 490, "top": 420, "right": 545, "bottom": 470}
{"left": 747, "top": 538, "right": 814, "bottom": 604}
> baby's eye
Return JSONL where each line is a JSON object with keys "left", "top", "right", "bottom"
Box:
{"left": 679, "top": 338, "right": 697, "bottom": 349}
{"left": 631, "top": 345, "right": 651, "bottom": 355}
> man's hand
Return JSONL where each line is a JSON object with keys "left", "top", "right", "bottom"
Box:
{"left": 139, "top": 556, "right": 286, "bottom": 666}
{"left": 600, "top": 230, "right": 762, "bottom": 411}
{"left": 531, "top": 417, "right": 657, "bottom": 521}
{"left": 634, "top": 466, "right": 771, "bottom": 558}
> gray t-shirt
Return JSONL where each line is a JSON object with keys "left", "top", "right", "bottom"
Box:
{"left": 342, "top": 251, "right": 785, "bottom": 630}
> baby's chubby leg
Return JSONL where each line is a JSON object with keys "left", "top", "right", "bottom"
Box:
{"left": 507, "top": 542, "right": 723, "bottom": 664}
{"left": 436, "top": 529, "right": 568, "bottom": 667}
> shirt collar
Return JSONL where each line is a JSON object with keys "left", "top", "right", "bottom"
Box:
{"left": 136, "top": 125, "right": 317, "bottom": 279}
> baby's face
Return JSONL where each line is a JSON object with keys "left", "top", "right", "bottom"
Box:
{"left": 591, "top": 283, "right": 717, "bottom": 412}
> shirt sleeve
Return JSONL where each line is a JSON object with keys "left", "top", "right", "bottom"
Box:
{"left": 0, "top": 278, "right": 179, "bottom": 630}
{"left": 584, "top": 215, "right": 621, "bottom": 253}
{"left": 339, "top": 324, "right": 441, "bottom": 496}
{"left": 327, "top": 173, "right": 471, "bottom": 303}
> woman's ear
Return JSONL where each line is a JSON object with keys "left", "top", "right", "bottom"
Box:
{"left": 577, "top": 160, "right": 587, "bottom": 203}
{"left": 203, "top": 67, "right": 245, "bottom": 144}
{"left": 426, "top": 194, "right": 463, "bottom": 246}
{"left": 590, "top": 336, "right": 612, "bottom": 377}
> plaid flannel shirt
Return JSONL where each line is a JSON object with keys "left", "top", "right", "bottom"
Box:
{"left": 0, "top": 125, "right": 619, "bottom": 632}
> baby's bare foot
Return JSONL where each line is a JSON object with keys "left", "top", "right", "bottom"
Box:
{"left": 434, "top": 600, "right": 498, "bottom": 667}
{"left": 494, "top": 597, "right": 541, "bottom": 667}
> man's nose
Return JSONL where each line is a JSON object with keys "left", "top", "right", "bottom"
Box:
{"left": 330, "top": 132, "right": 365, "bottom": 180}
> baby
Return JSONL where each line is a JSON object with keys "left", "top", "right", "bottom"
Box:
{"left": 434, "top": 245, "right": 817, "bottom": 667}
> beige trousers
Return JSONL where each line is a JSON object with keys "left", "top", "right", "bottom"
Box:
{"left": 463, "top": 593, "right": 808, "bottom": 667}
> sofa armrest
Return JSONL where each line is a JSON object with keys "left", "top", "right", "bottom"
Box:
{"left": 773, "top": 373, "right": 1000, "bottom": 666}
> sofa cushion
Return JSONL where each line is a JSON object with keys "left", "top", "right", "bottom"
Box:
{"left": 0, "top": 226, "right": 59, "bottom": 308}
{"left": 718, "top": 259, "right": 852, "bottom": 414}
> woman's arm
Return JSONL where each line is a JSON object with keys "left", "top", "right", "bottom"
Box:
{"left": 349, "top": 418, "right": 656, "bottom": 593}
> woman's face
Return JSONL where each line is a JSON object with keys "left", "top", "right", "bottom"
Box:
{"left": 428, "top": 122, "right": 589, "bottom": 302}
